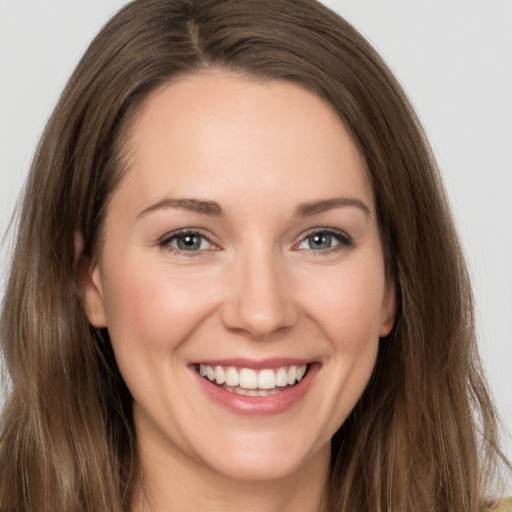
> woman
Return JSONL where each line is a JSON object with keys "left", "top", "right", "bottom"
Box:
{"left": 0, "top": 0, "right": 509, "bottom": 510}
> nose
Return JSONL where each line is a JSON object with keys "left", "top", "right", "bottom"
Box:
{"left": 220, "top": 248, "right": 298, "bottom": 339}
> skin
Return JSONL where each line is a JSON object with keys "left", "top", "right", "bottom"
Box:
{"left": 83, "top": 70, "right": 395, "bottom": 512}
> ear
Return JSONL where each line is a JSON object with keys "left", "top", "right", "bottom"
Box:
{"left": 379, "top": 278, "right": 396, "bottom": 337}
{"left": 75, "top": 232, "right": 107, "bottom": 328}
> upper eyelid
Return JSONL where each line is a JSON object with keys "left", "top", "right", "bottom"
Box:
{"left": 159, "top": 229, "right": 220, "bottom": 251}
{"left": 160, "top": 228, "right": 214, "bottom": 242}
{"left": 293, "top": 228, "right": 354, "bottom": 254}
{"left": 298, "top": 226, "right": 352, "bottom": 241}
{"left": 157, "top": 226, "right": 353, "bottom": 249}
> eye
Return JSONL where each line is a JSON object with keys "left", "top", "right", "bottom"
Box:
{"left": 296, "top": 229, "right": 352, "bottom": 252}
{"left": 160, "top": 231, "right": 214, "bottom": 253}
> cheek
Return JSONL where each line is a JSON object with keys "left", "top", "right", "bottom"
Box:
{"left": 300, "top": 258, "right": 387, "bottom": 348}
{"left": 100, "top": 257, "right": 218, "bottom": 355}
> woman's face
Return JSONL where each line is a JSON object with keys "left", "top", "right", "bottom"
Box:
{"left": 84, "top": 71, "right": 395, "bottom": 482}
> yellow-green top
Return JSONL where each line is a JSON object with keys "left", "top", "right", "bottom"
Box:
{"left": 494, "top": 497, "right": 512, "bottom": 511}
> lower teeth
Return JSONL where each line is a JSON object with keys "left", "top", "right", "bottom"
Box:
{"left": 223, "top": 385, "right": 282, "bottom": 396}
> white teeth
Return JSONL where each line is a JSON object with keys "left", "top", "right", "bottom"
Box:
{"left": 239, "top": 368, "right": 258, "bottom": 389}
{"left": 287, "top": 366, "right": 297, "bottom": 385}
{"left": 206, "top": 365, "right": 215, "bottom": 381}
{"left": 225, "top": 367, "right": 239, "bottom": 387}
{"left": 258, "top": 369, "right": 276, "bottom": 389}
{"left": 214, "top": 366, "right": 226, "bottom": 385}
{"left": 199, "top": 363, "right": 308, "bottom": 391}
{"left": 275, "top": 367, "right": 288, "bottom": 387}
{"left": 224, "top": 386, "right": 282, "bottom": 396}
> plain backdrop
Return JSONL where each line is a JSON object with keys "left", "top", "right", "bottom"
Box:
{"left": 1, "top": 0, "right": 511, "bottom": 489}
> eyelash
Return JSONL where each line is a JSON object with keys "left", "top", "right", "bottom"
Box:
{"left": 158, "top": 228, "right": 354, "bottom": 256}
{"left": 159, "top": 229, "right": 217, "bottom": 256}
{"left": 295, "top": 228, "right": 354, "bottom": 255}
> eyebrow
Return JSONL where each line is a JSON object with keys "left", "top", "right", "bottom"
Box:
{"left": 137, "top": 198, "right": 223, "bottom": 219}
{"left": 136, "top": 195, "right": 372, "bottom": 219}
{"left": 294, "top": 197, "right": 372, "bottom": 217}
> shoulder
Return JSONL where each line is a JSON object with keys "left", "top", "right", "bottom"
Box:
{"left": 492, "top": 497, "right": 512, "bottom": 511}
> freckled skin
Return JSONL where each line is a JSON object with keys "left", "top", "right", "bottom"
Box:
{"left": 83, "top": 71, "right": 396, "bottom": 511}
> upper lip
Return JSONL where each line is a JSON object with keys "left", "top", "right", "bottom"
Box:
{"left": 189, "top": 357, "right": 314, "bottom": 370}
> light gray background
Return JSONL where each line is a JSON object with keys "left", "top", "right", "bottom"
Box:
{"left": 1, "top": 0, "right": 511, "bottom": 489}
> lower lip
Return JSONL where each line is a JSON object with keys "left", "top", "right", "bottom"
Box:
{"left": 192, "top": 364, "right": 319, "bottom": 417}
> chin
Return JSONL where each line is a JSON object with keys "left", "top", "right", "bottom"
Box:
{"left": 191, "top": 428, "right": 330, "bottom": 483}
{"left": 206, "top": 451, "right": 312, "bottom": 482}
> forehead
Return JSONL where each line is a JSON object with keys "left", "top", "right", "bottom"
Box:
{"left": 116, "top": 70, "right": 374, "bottom": 216}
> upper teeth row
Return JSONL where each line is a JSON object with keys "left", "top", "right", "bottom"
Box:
{"left": 199, "top": 364, "right": 307, "bottom": 390}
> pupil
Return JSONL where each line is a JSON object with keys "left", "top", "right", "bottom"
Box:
{"left": 310, "top": 233, "right": 331, "bottom": 249}
{"left": 178, "top": 235, "right": 200, "bottom": 250}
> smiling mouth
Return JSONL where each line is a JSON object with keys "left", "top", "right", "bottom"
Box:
{"left": 196, "top": 364, "right": 309, "bottom": 397}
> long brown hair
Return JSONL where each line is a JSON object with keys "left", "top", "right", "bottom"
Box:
{"left": 0, "top": 0, "right": 508, "bottom": 510}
